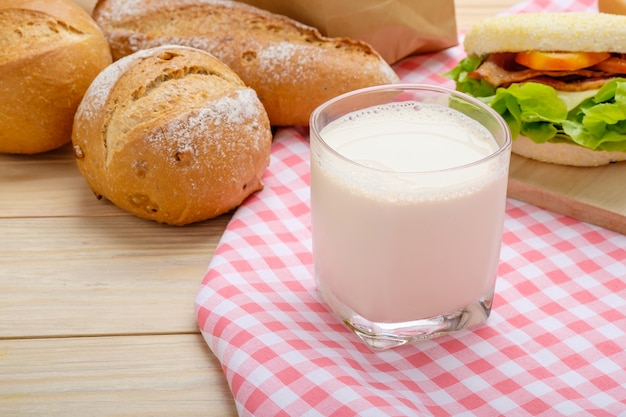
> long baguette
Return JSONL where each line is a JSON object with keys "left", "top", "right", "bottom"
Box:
{"left": 92, "top": 0, "right": 400, "bottom": 126}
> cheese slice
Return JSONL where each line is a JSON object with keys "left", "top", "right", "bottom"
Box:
{"left": 557, "top": 89, "right": 599, "bottom": 111}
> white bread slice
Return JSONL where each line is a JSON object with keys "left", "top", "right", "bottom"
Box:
{"left": 464, "top": 12, "right": 626, "bottom": 56}
{"left": 512, "top": 135, "right": 626, "bottom": 166}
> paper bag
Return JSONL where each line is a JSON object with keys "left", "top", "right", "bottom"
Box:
{"left": 240, "top": 0, "right": 458, "bottom": 64}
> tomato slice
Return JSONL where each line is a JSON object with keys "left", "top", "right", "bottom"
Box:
{"left": 514, "top": 51, "right": 611, "bottom": 71}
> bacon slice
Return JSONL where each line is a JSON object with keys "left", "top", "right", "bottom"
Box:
{"left": 468, "top": 53, "right": 626, "bottom": 91}
{"left": 522, "top": 76, "right": 613, "bottom": 92}
{"left": 591, "top": 55, "right": 626, "bottom": 74}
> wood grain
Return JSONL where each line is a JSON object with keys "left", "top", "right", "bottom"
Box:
{"left": 0, "top": 334, "right": 237, "bottom": 417}
{"left": 0, "top": 215, "right": 229, "bottom": 339}
{"left": 0, "top": 145, "right": 120, "bottom": 218}
{"left": 508, "top": 155, "right": 626, "bottom": 235}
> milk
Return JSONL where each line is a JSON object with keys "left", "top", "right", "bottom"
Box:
{"left": 310, "top": 101, "right": 509, "bottom": 324}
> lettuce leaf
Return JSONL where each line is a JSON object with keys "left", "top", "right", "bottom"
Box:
{"left": 444, "top": 56, "right": 496, "bottom": 97}
{"left": 445, "top": 57, "right": 626, "bottom": 152}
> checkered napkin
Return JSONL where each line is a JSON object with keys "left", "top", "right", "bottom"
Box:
{"left": 196, "top": 0, "right": 626, "bottom": 415}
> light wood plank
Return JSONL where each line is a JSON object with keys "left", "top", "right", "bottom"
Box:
{"left": 0, "top": 144, "right": 136, "bottom": 218}
{"left": 508, "top": 155, "right": 626, "bottom": 234}
{"left": 0, "top": 334, "right": 237, "bottom": 417}
{"left": 0, "top": 215, "right": 229, "bottom": 339}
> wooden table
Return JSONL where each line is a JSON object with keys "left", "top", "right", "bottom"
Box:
{"left": 0, "top": 1, "right": 523, "bottom": 415}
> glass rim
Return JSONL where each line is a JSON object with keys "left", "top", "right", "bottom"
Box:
{"left": 309, "top": 83, "right": 512, "bottom": 175}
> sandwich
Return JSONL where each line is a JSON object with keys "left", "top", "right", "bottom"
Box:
{"left": 446, "top": 12, "right": 626, "bottom": 166}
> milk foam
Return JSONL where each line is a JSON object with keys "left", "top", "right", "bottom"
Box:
{"left": 320, "top": 102, "right": 499, "bottom": 173}
{"left": 315, "top": 102, "right": 505, "bottom": 202}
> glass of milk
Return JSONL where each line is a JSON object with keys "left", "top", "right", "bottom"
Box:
{"left": 309, "top": 84, "right": 512, "bottom": 350}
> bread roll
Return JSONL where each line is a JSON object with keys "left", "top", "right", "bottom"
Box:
{"left": 72, "top": 45, "right": 273, "bottom": 225}
{"left": 91, "top": 0, "right": 400, "bottom": 126}
{"left": 0, "top": 0, "right": 112, "bottom": 154}
{"left": 598, "top": 0, "right": 626, "bottom": 15}
{"left": 463, "top": 12, "right": 626, "bottom": 56}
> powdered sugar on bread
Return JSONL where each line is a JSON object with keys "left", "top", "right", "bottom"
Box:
{"left": 141, "top": 88, "right": 267, "bottom": 166}
{"left": 75, "top": 48, "right": 150, "bottom": 123}
{"left": 72, "top": 45, "right": 272, "bottom": 225}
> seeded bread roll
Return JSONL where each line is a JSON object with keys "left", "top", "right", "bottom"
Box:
{"left": 91, "top": 0, "right": 400, "bottom": 127}
{"left": 72, "top": 45, "right": 273, "bottom": 225}
{"left": 0, "top": 0, "right": 112, "bottom": 154}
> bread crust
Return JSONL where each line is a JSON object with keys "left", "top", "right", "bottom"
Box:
{"left": 512, "top": 135, "right": 626, "bottom": 166}
{"left": 598, "top": 0, "right": 626, "bottom": 15}
{"left": 0, "top": 0, "right": 112, "bottom": 154}
{"left": 464, "top": 12, "right": 626, "bottom": 56}
{"left": 92, "top": 0, "right": 399, "bottom": 126}
{"left": 72, "top": 45, "right": 273, "bottom": 225}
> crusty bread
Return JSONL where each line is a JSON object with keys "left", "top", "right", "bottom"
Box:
{"left": 91, "top": 0, "right": 399, "bottom": 126}
{"left": 0, "top": 0, "right": 112, "bottom": 154}
{"left": 464, "top": 12, "right": 626, "bottom": 56}
{"left": 512, "top": 135, "right": 626, "bottom": 167}
{"left": 598, "top": 0, "right": 626, "bottom": 15}
{"left": 72, "top": 45, "right": 273, "bottom": 225}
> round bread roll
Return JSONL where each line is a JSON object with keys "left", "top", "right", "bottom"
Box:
{"left": 463, "top": 12, "right": 626, "bottom": 56}
{"left": 512, "top": 135, "right": 626, "bottom": 167}
{"left": 0, "top": 0, "right": 112, "bottom": 154}
{"left": 72, "top": 45, "right": 273, "bottom": 225}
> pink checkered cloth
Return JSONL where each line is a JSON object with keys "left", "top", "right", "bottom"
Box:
{"left": 196, "top": 0, "right": 626, "bottom": 415}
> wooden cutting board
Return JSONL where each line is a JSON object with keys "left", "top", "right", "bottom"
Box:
{"left": 507, "top": 154, "right": 626, "bottom": 235}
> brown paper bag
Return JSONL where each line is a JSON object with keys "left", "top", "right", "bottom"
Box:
{"left": 240, "top": 0, "right": 458, "bottom": 64}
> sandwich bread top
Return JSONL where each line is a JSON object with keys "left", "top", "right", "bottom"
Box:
{"left": 464, "top": 12, "right": 626, "bottom": 56}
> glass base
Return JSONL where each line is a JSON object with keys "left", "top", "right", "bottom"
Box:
{"left": 318, "top": 284, "right": 493, "bottom": 350}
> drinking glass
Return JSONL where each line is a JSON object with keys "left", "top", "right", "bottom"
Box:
{"left": 309, "top": 84, "right": 512, "bottom": 350}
